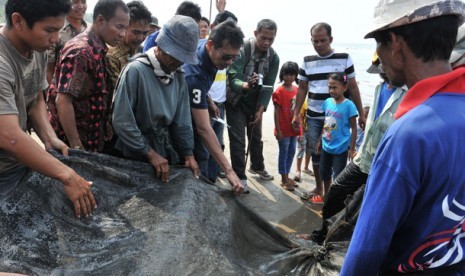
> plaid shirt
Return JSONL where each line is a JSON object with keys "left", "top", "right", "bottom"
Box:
{"left": 47, "top": 29, "right": 112, "bottom": 152}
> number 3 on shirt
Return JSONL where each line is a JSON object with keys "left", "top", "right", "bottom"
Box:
{"left": 192, "top": 89, "right": 202, "bottom": 104}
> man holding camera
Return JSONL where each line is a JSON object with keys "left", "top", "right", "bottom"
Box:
{"left": 226, "top": 19, "right": 280, "bottom": 193}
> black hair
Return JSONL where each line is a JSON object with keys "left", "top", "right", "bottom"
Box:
{"left": 93, "top": 0, "right": 129, "bottom": 22}
{"left": 279, "top": 61, "right": 299, "bottom": 82}
{"left": 200, "top": 16, "right": 210, "bottom": 26}
{"left": 311, "top": 22, "right": 332, "bottom": 37}
{"left": 373, "top": 15, "right": 459, "bottom": 63}
{"left": 256, "top": 19, "right": 277, "bottom": 33}
{"left": 5, "top": 0, "right": 71, "bottom": 28}
{"left": 212, "top": 10, "right": 238, "bottom": 26}
{"left": 127, "top": 1, "right": 152, "bottom": 25}
{"left": 328, "top": 72, "right": 348, "bottom": 84}
{"left": 175, "top": 1, "right": 201, "bottom": 22}
{"left": 209, "top": 20, "right": 244, "bottom": 49}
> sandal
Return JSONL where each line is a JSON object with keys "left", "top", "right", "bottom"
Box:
{"left": 287, "top": 178, "right": 299, "bottom": 187}
{"left": 280, "top": 182, "right": 295, "bottom": 191}
{"left": 309, "top": 195, "right": 324, "bottom": 204}
{"left": 300, "top": 190, "right": 318, "bottom": 200}
{"left": 303, "top": 168, "right": 314, "bottom": 176}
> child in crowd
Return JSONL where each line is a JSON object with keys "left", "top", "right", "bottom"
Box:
{"left": 355, "top": 106, "right": 370, "bottom": 152}
{"left": 272, "top": 62, "right": 301, "bottom": 191}
{"left": 311, "top": 73, "right": 358, "bottom": 204}
{"left": 293, "top": 99, "right": 313, "bottom": 182}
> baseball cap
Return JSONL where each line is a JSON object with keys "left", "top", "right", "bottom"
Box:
{"left": 156, "top": 15, "right": 199, "bottom": 64}
{"left": 366, "top": 52, "right": 383, "bottom": 74}
{"left": 365, "top": 0, "right": 465, "bottom": 38}
{"left": 149, "top": 16, "right": 159, "bottom": 28}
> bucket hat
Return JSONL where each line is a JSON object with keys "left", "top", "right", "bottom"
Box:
{"left": 365, "top": 0, "right": 465, "bottom": 38}
{"left": 156, "top": 15, "right": 199, "bottom": 65}
{"left": 450, "top": 24, "right": 465, "bottom": 64}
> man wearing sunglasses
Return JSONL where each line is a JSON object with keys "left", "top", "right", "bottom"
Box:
{"left": 183, "top": 20, "right": 244, "bottom": 194}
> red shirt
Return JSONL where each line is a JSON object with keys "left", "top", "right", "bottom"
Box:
{"left": 272, "top": 85, "right": 301, "bottom": 137}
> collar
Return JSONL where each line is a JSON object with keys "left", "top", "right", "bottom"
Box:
{"left": 87, "top": 29, "right": 108, "bottom": 54}
{"left": 394, "top": 67, "right": 465, "bottom": 119}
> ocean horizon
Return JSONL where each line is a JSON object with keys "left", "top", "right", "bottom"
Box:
{"left": 274, "top": 41, "right": 380, "bottom": 107}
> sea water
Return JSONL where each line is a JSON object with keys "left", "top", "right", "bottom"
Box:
{"left": 273, "top": 41, "right": 380, "bottom": 107}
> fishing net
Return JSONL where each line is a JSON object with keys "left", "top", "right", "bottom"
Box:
{"left": 0, "top": 150, "right": 357, "bottom": 275}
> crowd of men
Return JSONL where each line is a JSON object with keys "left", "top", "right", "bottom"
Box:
{"left": 0, "top": 0, "right": 464, "bottom": 274}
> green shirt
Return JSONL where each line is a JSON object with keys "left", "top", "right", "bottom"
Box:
{"left": 227, "top": 41, "right": 279, "bottom": 114}
{"left": 354, "top": 83, "right": 407, "bottom": 174}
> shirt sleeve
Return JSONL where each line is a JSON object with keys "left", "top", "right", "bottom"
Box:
{"left": 227, "top": 49, "right": 246, "bottom": 95}
{"left": 341, "top": 134, "right": 417, "bottom": 275}
{"left": 185, "top": 74, "right": 209, "bottom": 109}
{"left": 170, "top": 77, "right": 194, "bottom": 158}
{"left": 259, "top": 52, "right": 280, "bottom": 110}
{"left": 0, "top": 59, "right": 18, "bottom": 115}
{"left": 112, "top": 64, "right": 151, "bottom": 156}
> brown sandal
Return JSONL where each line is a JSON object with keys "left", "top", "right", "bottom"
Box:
{"left": 287, "top": 179, "right": 299, "bottom": 187}
{"left": 280, "top": 182, "right": 295, "bottom": 191}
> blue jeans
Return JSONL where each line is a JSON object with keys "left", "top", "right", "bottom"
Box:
{"left": 207, "top": 103, "right": 225, "bottom": 181}
{"left": 306, "top": 117, "right": 324, "bottom": 165}
{"left": 319, "top": 149, "right": 348, "bottom": 181}
{"left": 278, "top": 137, "right": 297, "bottom": 175}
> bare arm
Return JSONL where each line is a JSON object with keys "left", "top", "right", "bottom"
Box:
{"left": 56, "top": 93, "right": 84, "bottom": 149}
{"left": 29, "top": 91, "right": 68, "bottom": 155}
{"left": 0, "top": 114, "right": 96, "bottom": 218}
{"left": 273, "top": 103, "right": 282, "bottom": 141}
{"left": 348, "top": 78, "right": 366, "bottom": 130}
{"left": 191, "top": 108, "right": 243, "bottom": 194}
{"left": 349, "top": 116, "right": 358, "bottom": 160}
{"left": 291, "top": 80, "right": 308, "bottom": 130}
{"left": 216, "top": 0, "right": 226, "bottom": 12}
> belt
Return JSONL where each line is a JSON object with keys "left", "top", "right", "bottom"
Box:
{"left": 214, "top": 101, "right": 225, "bottom": 107}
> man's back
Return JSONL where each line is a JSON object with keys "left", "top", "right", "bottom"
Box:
{"left": 344, "top": 71, "right": 465, "bottom": 274}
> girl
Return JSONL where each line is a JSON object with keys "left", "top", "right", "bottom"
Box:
{"left": 311, "top": 73, "right": 358, "bottom": 204}
{"left": 272, "top": 62, "right": 301, "bottom": 191}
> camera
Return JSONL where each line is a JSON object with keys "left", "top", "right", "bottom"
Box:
{"left": 257, "top": 73, "right": 263, "bottom": 88}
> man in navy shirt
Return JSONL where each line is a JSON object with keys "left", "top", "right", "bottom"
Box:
{"left": 183, "top": 21, "right": 244, "bottom": 194}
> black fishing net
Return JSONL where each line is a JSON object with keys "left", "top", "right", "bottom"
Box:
{"left": 0, "top": 151, "right": 356, "bottom": 275}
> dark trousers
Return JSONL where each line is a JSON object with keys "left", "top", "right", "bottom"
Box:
{"left": 225, "top": 103, "right": 264, "bottom": 180}
{"left": 322, "top": 161, "right": 368, "bottom": 220}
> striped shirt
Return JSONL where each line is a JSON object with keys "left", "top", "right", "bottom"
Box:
{"left": 297, "top": 51, "right": 356, "bottom": 119}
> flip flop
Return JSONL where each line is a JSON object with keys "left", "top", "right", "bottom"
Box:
{"left": 280, "top": 182, "right": 295, "bottom": 191}
{"left": 300, "top": 191, "right": 318, "bottom": 200}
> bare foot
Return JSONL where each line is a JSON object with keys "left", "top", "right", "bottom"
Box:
{"left": 296, "top": 234, "right": 312, "bottom": 240}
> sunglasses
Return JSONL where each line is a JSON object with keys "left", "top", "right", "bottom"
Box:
{"left": 217, "top": 47, "right": 239, "bottom": 62}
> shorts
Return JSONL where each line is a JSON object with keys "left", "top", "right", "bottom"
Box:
{"left": 296, "top": 135, "right": 309, "bottom": 159}
{"left": 306, "top": 117, "right": 324, "bottom": 165}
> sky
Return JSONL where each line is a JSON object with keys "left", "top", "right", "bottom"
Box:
{"left": 86, "top": 0, "right": 378, "bottom": 45}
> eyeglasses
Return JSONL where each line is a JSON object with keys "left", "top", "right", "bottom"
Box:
{"left": 217, "top": 47, "right": 239, "bottom": 62}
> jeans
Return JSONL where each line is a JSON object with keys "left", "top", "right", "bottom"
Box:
{"left": 207, "top": 103, "right": 225, "bottom": 181}
{"left": 322, "top": 161, "right": 368, "bottom": 220}
{"left": 319, "top": 149, "right": 348, "bottom": 181}
{"left": 225, "top": 103, "right": 265, "bottom": 180}
{"left": 278, "top": 137, "right": 297, "bottom": 175}
{"left": 306, "top": 117, "right": 324, "bottom": 165}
